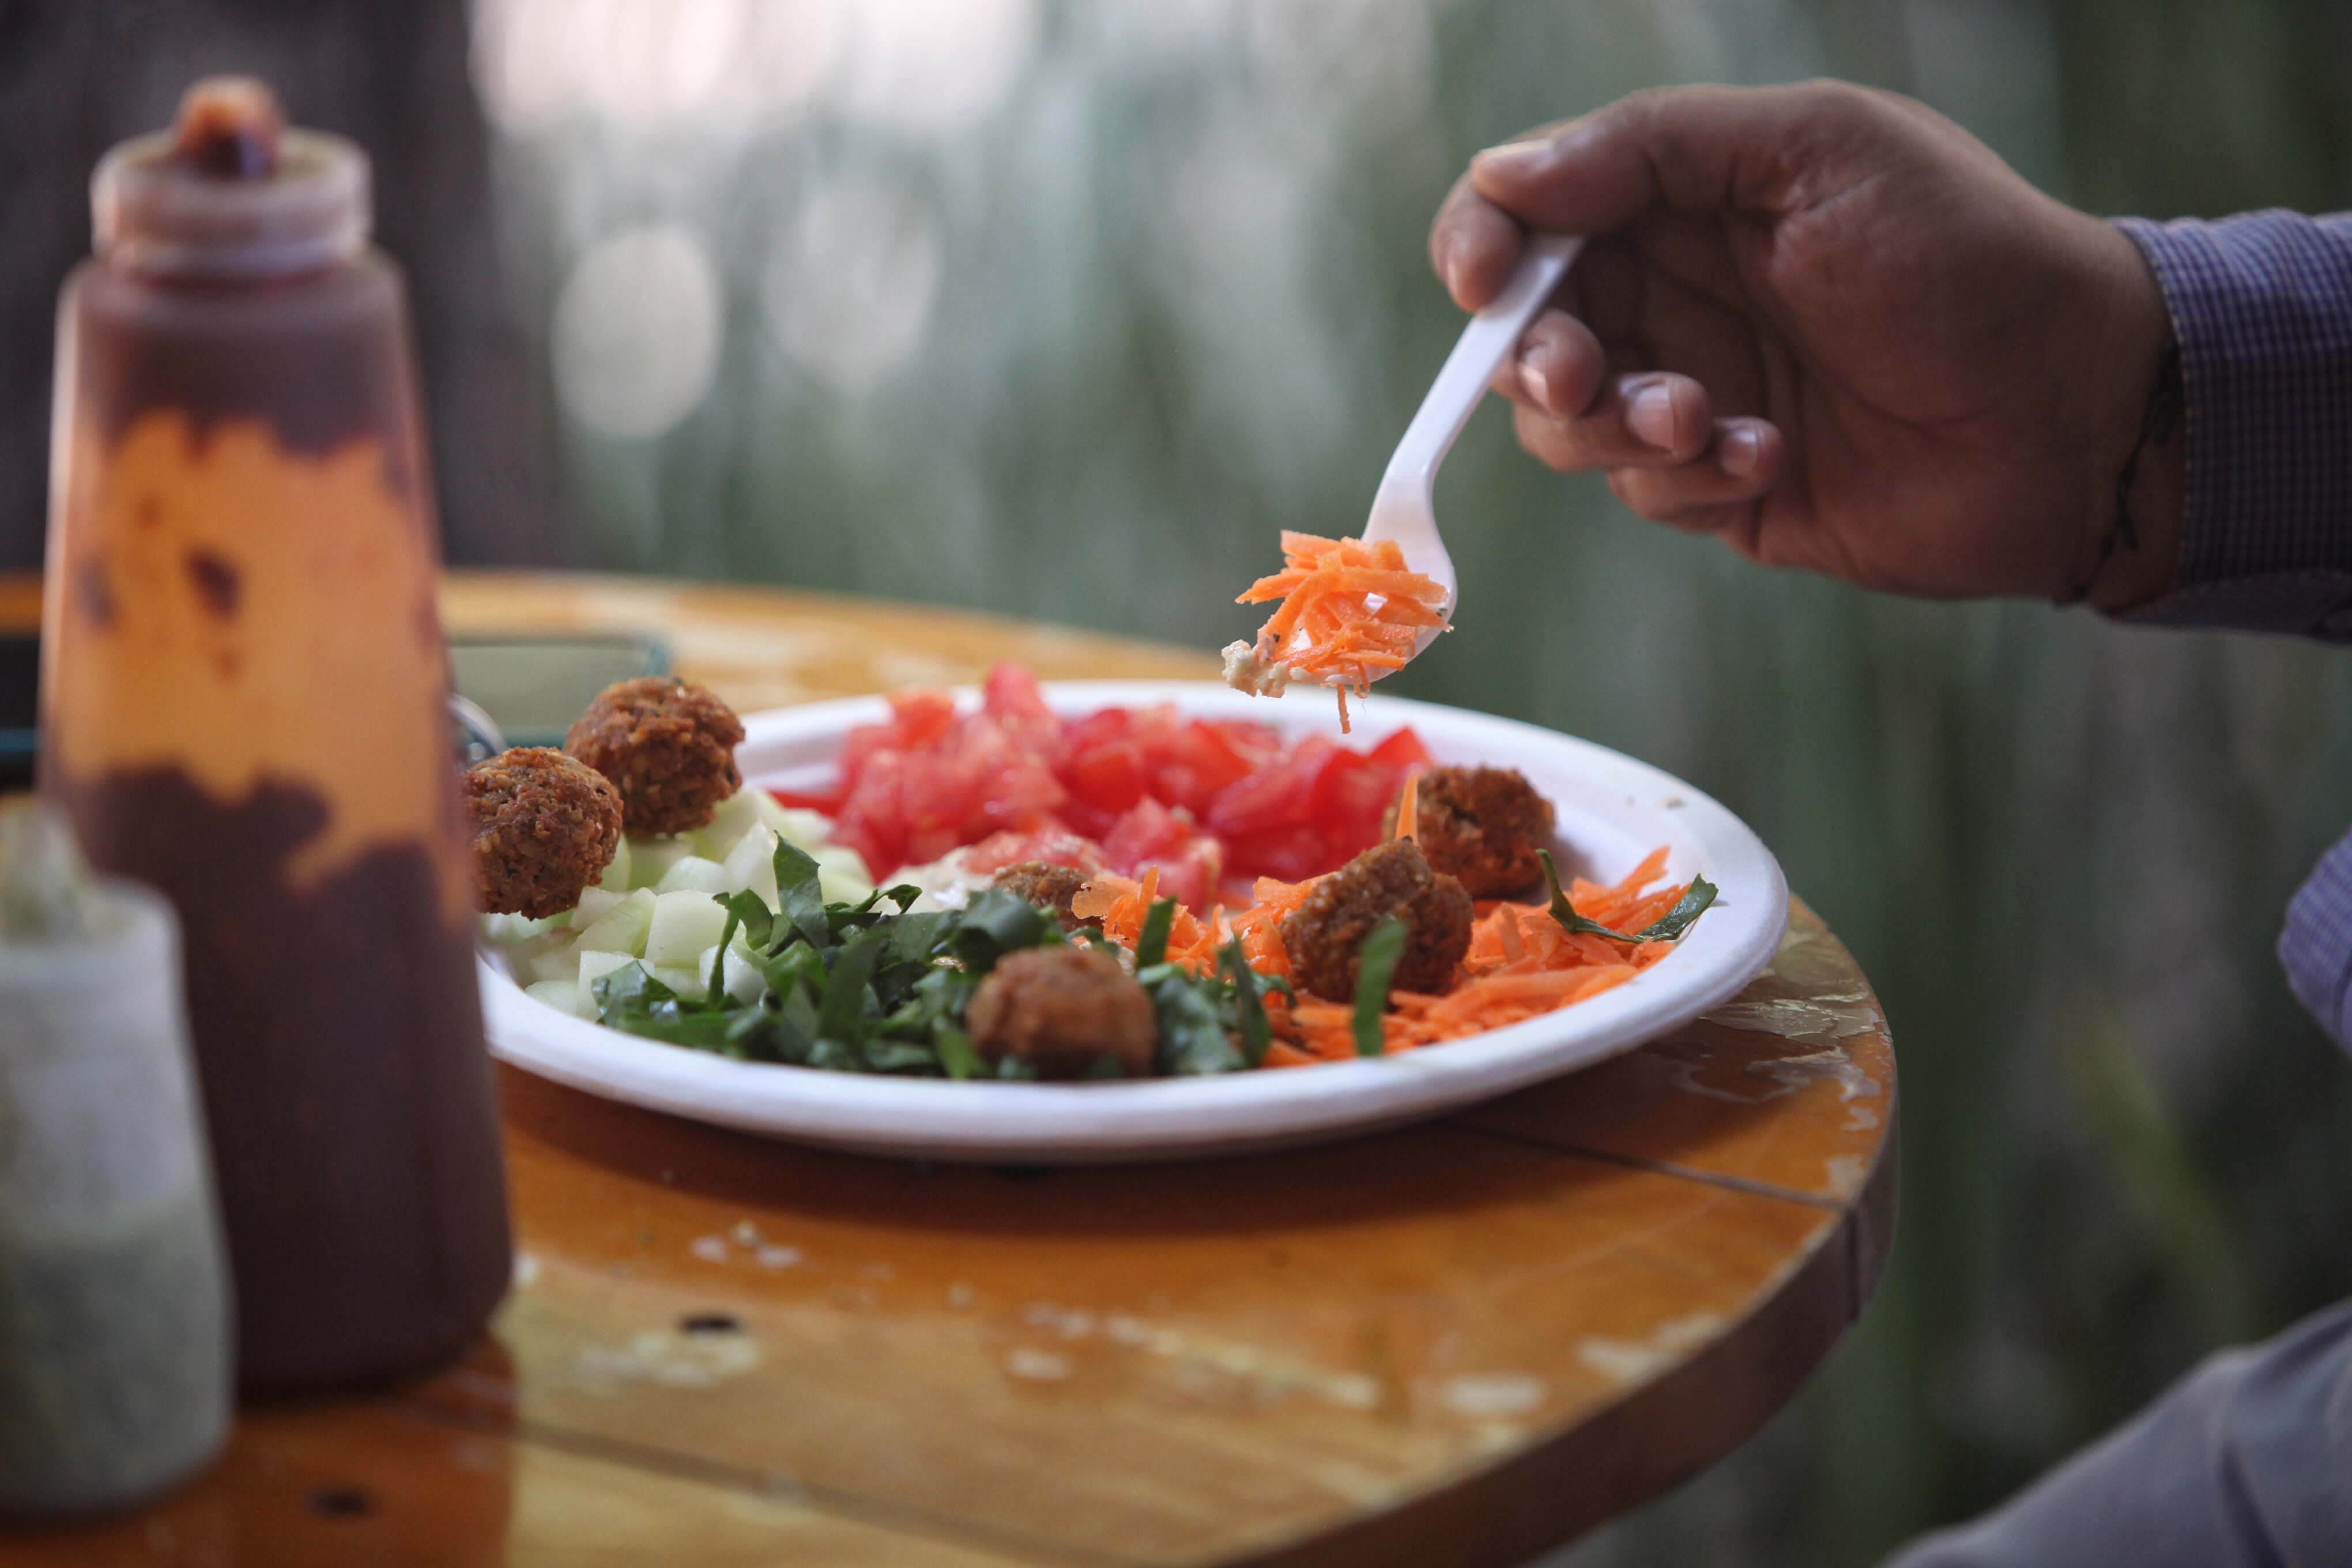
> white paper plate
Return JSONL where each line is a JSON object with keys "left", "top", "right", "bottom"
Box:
{"left": 480, "top": 681, "right": 1786, "bottom": 1164}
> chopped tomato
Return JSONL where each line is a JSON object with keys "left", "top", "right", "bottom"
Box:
{"left": 1100, "top": 798, "right": 1222, "bottom": 910}
{"left": 1064, "top": 735, "right": 1149, "bottom": 817}
{"left": 1220, "top": 824, "right": 1333, "bottom": 884}
{"left": 1146, "top": 717, "right": 1260, "bottom": 815}
{"left": 813, "top": 667, "right": 1426, "bottom": 897}
{"left": 1207, "top": 735, "right": 1341, "bottom": 838}
{"left": 1311, "top": 751, "right": 1398, "bottom": 860}
{"left": 767, "top": 785, "right": 845, "bottom": 813}
{"left": 892, "top": 687, "right": 960, "bottom": 747}
{"left": 958, "top": 827, "right": 1105, "bottom": 877}
{"left": 982, "top": 662, "right": 1061, "bottom": 755}
{"left": 1367, "top": 726, "right": 1431, "bottom": 769}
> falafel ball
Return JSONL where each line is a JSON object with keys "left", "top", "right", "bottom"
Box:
{"left": 1280, "top": 838, "right": 1473, "bottom": 1003}
{"left": 1382, "top": 765, "right": 1556, "bottom": 897}
{"left": 564, "top": 676, "right": 744, "bottom": 836}
{"left": 463, "top": 747, "right": 624, "bottom": 918}
{"left": 992, "top": 861, "right": 1100, "bottom": 933}
{"left": 966, "top": 945, "right": 1158, "bottom": 1080}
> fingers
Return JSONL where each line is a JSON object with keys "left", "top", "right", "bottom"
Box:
{"left": 1510, "top": 369, "right": 1718, "bottom": 470}
{"left": 1438, "top": 81, "right": 1912, "bottom": 309}
{"left": 1488, "top": 308, "right": 1604, "bottom": 418}
{"left": 1435, "top": 82, "right": 1835, "bottom": 310}
{"left": 1466, "top": 81, "right": 1890, "bottom": 235}
{"left": 1430, "top": 172, "right": 1529, "bottom": 309}
{"left": 1604, "top": 418, "right": 1784, "bottom": 530}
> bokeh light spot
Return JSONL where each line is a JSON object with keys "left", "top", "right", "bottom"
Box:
{"left": 761, "top": 178, "right": 942, "bottom": 398}
{"left": 553, "top": 225, "right": 723, "bottom": 439}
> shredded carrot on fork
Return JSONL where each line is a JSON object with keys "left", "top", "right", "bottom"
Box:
{"left": 1225, "top": 533, "right": 1451, "bottom": 732}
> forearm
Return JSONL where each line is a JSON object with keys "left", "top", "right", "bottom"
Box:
{"left": 2110, "top": 211, "right": 2352, "bottom": 641}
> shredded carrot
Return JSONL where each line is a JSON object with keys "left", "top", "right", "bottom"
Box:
{"left": 1085, "top": 846, "right": 1702, "bottom": 1066}
{"left": 1235, "top": 533, "right": 1451, "bottom": 731}
{"left": 1071, "top": 869, "right": 1219, "bottom": 973}
{"left": 1394, "top": 770, "right": 1421, "bottom": 843}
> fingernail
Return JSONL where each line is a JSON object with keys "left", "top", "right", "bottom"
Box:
{"left": 1520, "top": 355, "right": 1553, "bottom": 410}
{"left": 1627, "top": 384, "right": 1675, "bottom": 449}
{"left": 1721, "top": 423, "right": 1762, "bottom": 478}
{"left": 1473, "top": 138, "right": 1554, "bottom": 180}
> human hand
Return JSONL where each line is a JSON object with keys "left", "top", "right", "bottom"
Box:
{"left": 1430, "top": 81, "right": 2180, "bottom": 607}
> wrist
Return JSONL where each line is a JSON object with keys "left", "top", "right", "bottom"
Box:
{"left": 2067, "top": 224, "right": 2185, "bottom": 611}
{"left": 2078, "top": 340, "right": 2185, "bottom": 612}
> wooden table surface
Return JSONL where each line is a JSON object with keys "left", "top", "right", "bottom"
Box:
{"left": 2, "top": 571, "right": 1897, "bottom": 1568}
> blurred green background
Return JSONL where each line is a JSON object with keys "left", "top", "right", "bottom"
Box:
{"left": 473, "top": 1, "right": 2352, "bottom": 1562}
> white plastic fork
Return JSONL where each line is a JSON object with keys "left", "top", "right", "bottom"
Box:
{"left": 1354, "top": 231, "right": 1585, "bottom": 677}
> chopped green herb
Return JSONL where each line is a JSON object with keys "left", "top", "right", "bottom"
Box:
{"left": 817, "top": 926, "right": 885, "bottom": 1041}
{"left": 717, "top": 889, "right": 775, "bottom": 950}
{"left": 933, "top": 1019, "right": 983, "bottom": 1080}
{"left": 583, "top": 836, "right": 1618, "bottom": 1081}
{"left": 1149, "top": 967, "right": 1245, "bottom": 1075}
{"left": 1220, "top": 937, "right": 1272, "bottom": 1068}
{"left": 1537, "top": 849, "right": 1716, "bottom": 943}
{"left": 706, "top": 891, "right": 764, "bottom": 1002}
{"left": 584, "top": 871, "right": 1257, "bottom": 1083}
{"left": 1135, "top": 896, "right": 1176, "bottom": 968}
{"left": 944, "top": 889, "right": 1050, "bottom": 974}
{"left": 1352, "top": 917, "right": 1409, "bottom": 1057}
{"left": 771, "top": 838, "right": 832, "bottom": 949}
{"left": 1632, "top": 876, "right": 1718, "bottom": 941}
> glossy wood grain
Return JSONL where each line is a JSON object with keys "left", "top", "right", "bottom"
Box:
{"left": 0, "top": 571, "right": 1895, "bottom": 1567}
{"left": 437, "top": 571, "right": 1220, "bottom": 712}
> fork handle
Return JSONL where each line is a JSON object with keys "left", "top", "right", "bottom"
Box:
{"left": 1381, "top": 232, "right": 1584, "bottom": 496}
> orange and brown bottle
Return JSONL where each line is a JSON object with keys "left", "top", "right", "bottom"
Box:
{"left": 39, "top": 77, "right": 511, "bottom": 1393}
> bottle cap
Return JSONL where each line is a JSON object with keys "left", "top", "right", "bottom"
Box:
{"left": 92, "top": 77, "right": 370, "bottom": 280}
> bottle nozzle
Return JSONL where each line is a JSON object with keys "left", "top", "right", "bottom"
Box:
{"left": 172, "top": 77, "right": 284, "bottom": 179}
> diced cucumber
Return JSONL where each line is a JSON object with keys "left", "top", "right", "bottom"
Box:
{"left": 524, "top": 978, "right": 586, "bottom": 1017}
{"left": 627, "top": 836, "right": 693, "bottom": 890}
{"left": 644, "top": 889, "right": 730, "bottom": 966}
{"left": 574, "top": 887, "right": 657, "bottom": 956}
{"left": 756, "top": 794, "right": 832, "bottom": 848}
{"left": 687, "top": 786, "right": 764, "bottom": 861}
{"left": 576, "top": 950, "right": 637, "bottom": 1015}
{"left": 573, "top": 886, "right": 624, "bottom": 928}
{"left": 644, "top": 962, "right": 707, "bottom": 1002}
{"left": 696, "top": 942, "right": 768, "bottom": 1005}
{"left": 813, "top": 845, "right": 875, "bottom": 904}
{"left": 720, "top": 823, "right": 780, "bottom": 909}
{"left": 530, "top": 936, "right": 584, "bottom": 986}
{"left": 498, "top": 927, "right": 569, "bottom": 974}
{"left": 654, "top": 855, "right": 732, "bottom": 896}
{"left": 598, "top": 835, "right": 631, "bottom": 892}
{"left": 481, "top": 910, "right": 561, "bottom": 945}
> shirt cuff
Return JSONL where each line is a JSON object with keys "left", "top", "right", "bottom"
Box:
{"left": 2113, "top": 212, "right": 2352, "bottom": 642}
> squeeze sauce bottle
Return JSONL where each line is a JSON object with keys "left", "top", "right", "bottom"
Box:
{"left": 38, "top": 78, "right": 511, "bottom": 1393}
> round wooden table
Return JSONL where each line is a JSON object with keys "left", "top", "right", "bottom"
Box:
{"left": 5, "top": 571, "right": 1896, "bottom": 1568}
